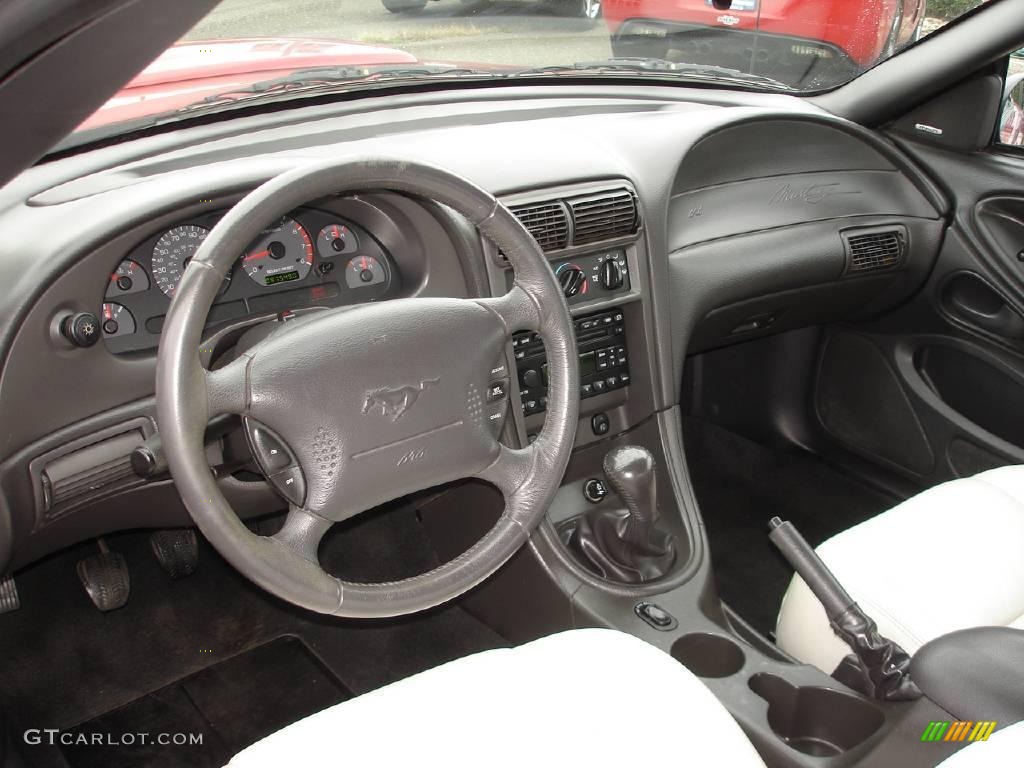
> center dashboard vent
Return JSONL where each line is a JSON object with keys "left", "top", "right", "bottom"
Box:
{"left": 843, "top": 226, "right": 906, "bottom": 275}
{"left": 506, "top": 186, "right": 639, "bottom": 256}
{"left": 508, "top": 201, "right": 570, "bottom": 252}
{"left": 566, "top": 188, "right": 639, "bottom": 246}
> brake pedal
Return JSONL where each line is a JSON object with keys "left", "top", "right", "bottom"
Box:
{"left": 150, "top": 529, "right": 198, "bottom": 580}
{"left": 0, "top": 575, "right": 20, "bottom": 614}
{"left": 77, "top": 539, "right": 130, "bottom": 612}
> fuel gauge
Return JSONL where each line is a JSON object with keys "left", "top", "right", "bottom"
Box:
{"left": 345, "top": 255, "right": 387, "bottom": 289}
{"left": 101, "top": 303, "right": 136, "bottom": 337}
{"left": 317, "top": 223, "right": 358, "bottom": 258}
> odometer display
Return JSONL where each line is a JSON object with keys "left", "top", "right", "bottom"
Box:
{"left": 265, "top": 270, "right": 300, "bottom": 286}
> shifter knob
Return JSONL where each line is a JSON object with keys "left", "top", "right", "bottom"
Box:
{"left": 603, "top": 445, "right": 658, "bottom": 527}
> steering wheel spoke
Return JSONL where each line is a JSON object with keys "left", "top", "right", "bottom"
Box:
{"left": 476, "top": 282, "right": 542, "bottom": 337}
{"left": 206, "top": 355, "right": 250, "bottom": 418}
{"left": 476, "top": 441, "right": 539, "bottom": 501}
{"left": 271, "top": 506, "right": 333, "bottom": 564}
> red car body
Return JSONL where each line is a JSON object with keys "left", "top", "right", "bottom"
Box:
{"left": 603, "top": 0, "right": 926, "bottom": 89}
{"left": 81, "top": 38, "right": 418, "bottom": 130}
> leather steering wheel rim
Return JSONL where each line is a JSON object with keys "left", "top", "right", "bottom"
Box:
{"left": 156, "top": 158, "right": 578, "bottom": 618}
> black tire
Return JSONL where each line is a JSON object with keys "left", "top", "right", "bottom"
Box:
{"left": 381, "top": 0, "right": 427, "bottom": 13}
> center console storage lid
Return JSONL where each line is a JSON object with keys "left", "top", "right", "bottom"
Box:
{"left": 910, "top": 627, "right": 1024, "bottom": 725}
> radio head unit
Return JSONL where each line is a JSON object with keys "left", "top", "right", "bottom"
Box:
{"left": 514, "top": 308, "right": 630, "bottom": 416}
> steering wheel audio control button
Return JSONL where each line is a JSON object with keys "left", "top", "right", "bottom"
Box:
{"left": 486, "top": 379, "right": 509, "bottom": 403}
{"left": 244, "top": 418, "right": 297, "bottom": 474}
{"left": 269, "top": 466, "right": 306, "bottom": 507}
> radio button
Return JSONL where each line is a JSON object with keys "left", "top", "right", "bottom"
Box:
{"left": 593, "top": 380, "right": 607, "bottom": 394}
{"left": 581, "top": 384, "right": 593, "bottom": 397}
{"left": 521, "top": 369, "right": 542, "bottom": 389}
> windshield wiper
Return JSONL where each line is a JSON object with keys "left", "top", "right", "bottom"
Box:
{"left": 512, "top": 57, "right": 795, "bottom": 91}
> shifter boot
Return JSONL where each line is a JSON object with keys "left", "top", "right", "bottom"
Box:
{"left": 568, "top": 445, "right": 676, "bottom": 583}
{"left": 570, "top": 509, "right": 675, "bottom": 582}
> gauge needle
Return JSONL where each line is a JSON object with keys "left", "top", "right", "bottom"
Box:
{"left": 243, "top": 250, "right": 269, "bottom": 261}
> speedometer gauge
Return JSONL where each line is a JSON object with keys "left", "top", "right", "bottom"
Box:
{"left": 242, "top": 217, "right": 314, "bottom": 286}
{"left": 152, "top": 225, "right": 209, "bottom": 297}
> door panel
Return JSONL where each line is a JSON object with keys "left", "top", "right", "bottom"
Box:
{"left": 811, "top": 136, "right": 1024, "bottom": 486}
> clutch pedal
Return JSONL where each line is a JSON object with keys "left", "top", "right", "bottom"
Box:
{"left": 0, "top": 575, "right": 20, "bottom": 614}
{"left": 77, "top": 539, "right": 130, "bottom": 611}
{"left": 150, "top": 529, "right": 199, "bottom": 580}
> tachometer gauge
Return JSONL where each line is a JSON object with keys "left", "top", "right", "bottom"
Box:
{"left": 100, "top": 303, "right": 136, "bottom": 337}
{"left": 316, "top": 223, "right": 358, "bottom": 259}
{"left": 345, "top": 255, "right": 387, "bottom": 289}
{"left": 106, "top": 259, "right": 149, "bottom": 297}
{"left": 152, "top": 225, "right": 211, "bottom": 297}
{"left": 242, "top": 217, "right": 314, "bottom": 287}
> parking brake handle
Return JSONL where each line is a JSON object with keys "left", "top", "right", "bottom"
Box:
{"left": 768, "top": 517, "right": 920, "bottom": 702}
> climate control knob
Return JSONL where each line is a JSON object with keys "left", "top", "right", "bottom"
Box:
{"left": 600, "top": 259, "right": 624, "bottom": 291}
{"left": 558, "top": 266, "right": 586, "bottom": 299}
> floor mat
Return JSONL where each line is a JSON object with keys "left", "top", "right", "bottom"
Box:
{"left": 62, "top": 636, "right": 349, "bottom": 768}
{"left": 1, "top": 501, "right": 507, "bottom": 767}
{"left": 683, "top": 418, "right": 897, "bottom": 637}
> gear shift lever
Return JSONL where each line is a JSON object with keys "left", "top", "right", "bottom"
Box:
{"left": 604, "top": 446, "right": 660, "bottom": 547}
{"left": 567, "top": 446, "right": 676, "bottom": 583}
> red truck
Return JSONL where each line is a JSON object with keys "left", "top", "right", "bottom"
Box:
{"left": 602, "top": 0, "right": 928, "bottom": 89}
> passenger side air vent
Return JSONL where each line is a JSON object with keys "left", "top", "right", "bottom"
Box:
{"left": 567, "top": 188, "right": 639, "bottom": 246}
{"left": 842, "top": 226, "right": 906, "bottom": 275}
{"left": 509, "top": 201, "right": 569, "bottom": 252}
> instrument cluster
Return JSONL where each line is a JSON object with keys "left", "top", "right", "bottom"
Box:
{"left": 101, "top": 207, "right": 398, "bottom": 354}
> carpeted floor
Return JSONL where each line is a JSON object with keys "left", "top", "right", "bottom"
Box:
{"left": 0, "top": 502, "right": 507, "bottom": 767}
{"left": 683, "top": 418, "right": 897, "bottom": 638}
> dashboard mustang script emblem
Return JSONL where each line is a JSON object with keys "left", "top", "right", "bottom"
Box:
{"left": 362, "top": 379, "right": 440, "bottom": 422}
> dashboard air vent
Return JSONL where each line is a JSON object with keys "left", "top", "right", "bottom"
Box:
{"left": 567, "top": 188, "right": 639, "bottom": 245}
{"left": 509, "top": 201, "right": 569, "bottom": 252}
{"left": 843, "top": 226, "right": 906, "bottom": 274}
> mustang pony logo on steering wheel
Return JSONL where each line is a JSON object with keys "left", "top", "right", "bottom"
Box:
{"left": 362, "top": 378, "right": 440, "bottom": 422}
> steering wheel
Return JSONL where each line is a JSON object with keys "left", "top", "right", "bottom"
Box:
{"left": 156, "top": 158, "right": 579, "bottom": 618}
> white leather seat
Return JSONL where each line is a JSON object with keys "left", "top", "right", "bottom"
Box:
{"left": 776, "top": 466, "right": 1024, "bottom": 674}
{"left": 227, "top": 628, "right": 766, "bottom": 768}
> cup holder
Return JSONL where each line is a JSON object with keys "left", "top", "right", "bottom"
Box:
{"left": 671, "top": 633, "right": 745, "bottom": 678}
{"left": 749, "top": 673, "right": 884, "bottom": 757}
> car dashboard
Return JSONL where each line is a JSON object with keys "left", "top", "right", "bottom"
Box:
{"left": 0, "top": 83, "right": 948, "bottom": 572}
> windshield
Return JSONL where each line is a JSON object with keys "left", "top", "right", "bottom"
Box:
{"left": 75, "top": 0, "right": 993, "bottom": 141}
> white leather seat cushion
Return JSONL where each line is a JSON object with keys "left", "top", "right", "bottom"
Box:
{"left": 228, "top": 628, "right": 765, "bottom": 768}
{"left": 776, "top": 466, "right": 1024, "bottom": 674}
